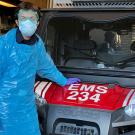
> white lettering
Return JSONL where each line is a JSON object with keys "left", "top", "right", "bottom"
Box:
{"left": 96, "top": 86, "right": 108, "bottom": 94}
{"left": 78, "top": 92, "right": 89, "bottom": 101}
{"left": 90, "top": 94, "right": 100, "bottom": 102}
{"left": 80, "top": 84, "right": 96, "bottom": 92}
{"left": 68, "top": 84, "right": 80, "bottom": 91}
{"left": 67, "top": 91, "right": 78, "bottom": 100}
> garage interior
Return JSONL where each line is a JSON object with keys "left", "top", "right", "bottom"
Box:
{"left": 1, "top": 0, "right": 135, "bottom": 135}
{"left": 0, "top": 0, "right": 53, "bottom": 35}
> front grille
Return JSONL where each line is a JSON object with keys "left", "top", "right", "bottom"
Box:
{"left": 52, "top": 119, "right": 100, "bottom": 135}
{"left": 55, "top": 123, "right": 98, "bottom": 135}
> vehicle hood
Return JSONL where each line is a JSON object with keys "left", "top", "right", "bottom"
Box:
{"left": 34, "top": 81, "right": 135, "bottom": 111}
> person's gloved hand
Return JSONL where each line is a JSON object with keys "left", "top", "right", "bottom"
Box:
{"left": 66, "top": 78, "right": 81, "bottom": 85}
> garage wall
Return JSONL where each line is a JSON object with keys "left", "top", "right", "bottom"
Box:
{"left": 22, "top": 0, "right": 53, "bottom": 8}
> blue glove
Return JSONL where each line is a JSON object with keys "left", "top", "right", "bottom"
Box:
{"left": 66, "top": 78, "right": 81, "bottom": 85}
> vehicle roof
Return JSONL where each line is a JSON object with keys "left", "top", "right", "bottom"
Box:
{"left": 41, "top": 8, "right": 135, "bottom": 12}
{"left": 41, "top": 0, "right": 135, "bottom": 12}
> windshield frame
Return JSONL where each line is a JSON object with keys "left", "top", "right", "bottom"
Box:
{"left": 38, "top": 10, "right": 135, "bottom": 82}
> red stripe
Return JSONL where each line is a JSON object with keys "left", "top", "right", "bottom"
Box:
{"left": 34, "top": 81, "right": 40, "bottom": 92}
{"left": 127, "top": 90, "right": 135, "bottom": 106}
{"left": 41, "top": 82, "right": 49, "bottom": 97}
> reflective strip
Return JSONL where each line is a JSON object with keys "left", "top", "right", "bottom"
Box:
{"left": 123, "top": 89, "right": 135, "bottom": 107}
{"left": 128, "top": 92, "right": 135, "bottom": 105}
{"left": 34, "top": 81, "right": 40, "bottom": 92}
{"left": 40, "top": 82, "right": 49, "bottom": 97}
{"left": 35, "top": 82, "right": 48, "bottom": 96}
{"left": 42, "top": 82, "right": 52, "bottom": 98}
{"left": 34, "top": 81, "right": 40, "bottom": 87}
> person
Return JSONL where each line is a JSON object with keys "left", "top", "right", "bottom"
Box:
{"left": 0, "top": 2, "right": 80, "bottom": 135}
{"left": 98, "top": 31, "right": 121, "bottom": 54}
{"left": 130, "top": 41, "right": 135, "bottom": 51}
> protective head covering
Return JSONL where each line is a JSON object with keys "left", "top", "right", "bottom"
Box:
{"left": 0, "top": 28, "right": 67, "bottom": 135}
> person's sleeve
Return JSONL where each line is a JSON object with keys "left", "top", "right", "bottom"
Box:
{"left": 36, "top": 39, "right": 67, "bottom": 86}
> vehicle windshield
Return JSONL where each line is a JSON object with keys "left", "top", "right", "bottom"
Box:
{"left": 46, "top": 17, "right": 135, "bottom": 71}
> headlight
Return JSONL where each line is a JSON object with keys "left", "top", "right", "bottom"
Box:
{"left": 124, "top": 104, "right": 135, "bottom": 117}
{"left": 112, "top": 106, "right": 135, "bottom": 128}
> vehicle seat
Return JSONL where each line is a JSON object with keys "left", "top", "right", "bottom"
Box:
{"left": 64, "top": 39, "right": 97, "bottom": 68}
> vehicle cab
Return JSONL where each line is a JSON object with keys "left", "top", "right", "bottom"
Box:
{"left": 36, "top": 0, "right": 135, "bottom": 135}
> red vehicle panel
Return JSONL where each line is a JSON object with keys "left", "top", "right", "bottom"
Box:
{"left": 34, "top": 81, "right": 135, "bottom": 111}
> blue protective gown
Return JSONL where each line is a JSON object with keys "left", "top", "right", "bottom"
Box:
{"left": 0, "top": 28, "right": 67, "bottom": 135}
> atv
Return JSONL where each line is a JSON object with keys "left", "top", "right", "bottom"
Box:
{"left": 35, "top": 0, "right": 135, "bottom": 135}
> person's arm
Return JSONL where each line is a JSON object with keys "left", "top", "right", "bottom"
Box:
{"left": 36, "top": 39, "right": 67, "bottom": 86}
